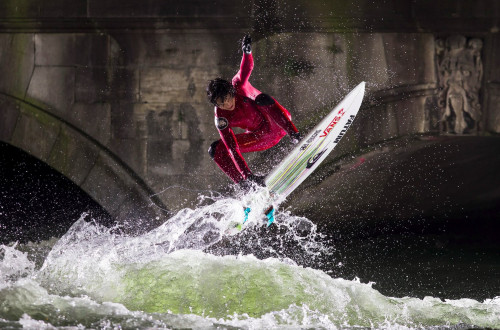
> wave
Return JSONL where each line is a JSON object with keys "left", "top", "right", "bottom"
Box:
{"left": 1, "top": 193, "right": 499, "bottom": 328}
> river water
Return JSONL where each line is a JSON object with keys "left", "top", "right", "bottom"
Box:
{"left": 1, "top": 192, "right": 499, "bottom": 329}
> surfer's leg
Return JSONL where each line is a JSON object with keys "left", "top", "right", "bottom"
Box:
{"left": 234, "top": 124, "right": 286, "bottom": 153}
{"left": 208, "top": 140, "right": 244, "bottom": 183}
{"left": 208, "top": 134, "right": 276, "bottom": 183}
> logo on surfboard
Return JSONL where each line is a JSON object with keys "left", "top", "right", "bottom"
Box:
{"left": 320, "top": 108, "right": 346, "bottom": 138}
{"left": 334, "top": 115, "right": 356, "bottom": 143}
{"left": 300, "top": 130, "right": 321, "bottom": 150}
{"left": 306, "top": 148, "right": 328, "bottom": 168}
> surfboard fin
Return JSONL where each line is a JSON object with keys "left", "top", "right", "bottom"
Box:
{"left": 242, "top": 205, "right": 274, "bottom": 227}
{"left": 243, "top": 207, "right": 251, "bottom": 224}
{"left": 265, "top": 206, "right": 275, "bottom": 227}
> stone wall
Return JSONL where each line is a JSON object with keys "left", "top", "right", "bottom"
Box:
{"left": 1, "top": 0, "right": 500, "bottom": 223}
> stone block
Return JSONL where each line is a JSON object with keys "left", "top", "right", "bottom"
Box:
{"left": 107, "top": 68, "right": 140, "bottom": 102}
{"left": 486, "top": 34, "right": 500, "bottom": 82}
{"left": 148, "top": 179, "right": 206, "bottom": 213}
{"left": 0, "top": 34, "right": 35, "bottom": 98}
{"left": 0, "top": 0, "right": 87, "bottom": 18}
{"left": 486, "top": 92, "right": 500, "bottom": 133}
{"left": 0, "top": 96, "right": 20, "bottom": 142}
{"left": 81, "top": 151, "right": 134, "bottom": 214}
{"left": 35, "top": 34, "right": 108, "bottom": 67}
{"left": 123, "top": 33, "right": 222, "bottom": 69}
{"left": 383, "top": 103, "right": 401, "bottom": 140}
{"left": 143, "top": 102, "right": 204, "bottom": 180}
{"left": 108, "top": 138, "right": 148, "bottom": 178}
{"left": 350, "top": 34, "right": 391, "bottom": 89}
{"left": 26, "top": 66, "right": 75, "bottom": 118}
{"left": 391, "top": 101, "right": 413, "bottom": 136}
{"left": 11, "top": 104, "right": 61, "bottom": 162}
{"left": 413, "top": 0, "right": 491, "bottom": 18}
{"left": 106, "top": 34, "right": 143, "bottom": 67}
{"left": 381, "top": 34, "right": 436, "bottom": 86}
{"left": 138, "top": 104, "right": 174, "bottom": 180}
{"left": 147, "top": 139, "right": 173, "bottom": 179}
{"left": 191, "top": 101, "right": 216, "bottom": 140}
{"left": 140, "top": 68, "right": 191, "bottom": 103}
{"left": 397, "top": 97, "right": 427, "bottom": 135}
{"left": 47, "top": 124, "right": 100, "bottom": 185}
{"left": 70, "top": 103, "right": 111, "bottom": 146}
{"left": 88, "top": 0, "right": 246, "bottom": 17}
{"left": 37, "top": 0, "right": 87, "bottom": 17}
{"left": 357, "top": 104, "right": 398, "bottom": 146}
{"left": 75, "top": 67, "right": 110, "bottom": 103}
{"left": 424, "top": 96, "right": 441, "bottom": 133}
{"left": 111, "top": 191, "right": 165, "bottom": 233}
{"left": 200, "top": 141, "right": 223, "bottom": 176}
{"left": 171, "top": 139, "right": 191, "bottom": 171}
{"left": 129, "top": 103, "right": 166, "bottom": 139}
{"left": 255, "top": 34, "right": 355, "bottom": 126}
{"left": 110, "top": 101, "right": 137, "bottom": 140}
{"left": 0, "top": 1, "right": 39, "bottom": 18}
{"left": 259, "top": 34, "right": 349, "bottom": 122}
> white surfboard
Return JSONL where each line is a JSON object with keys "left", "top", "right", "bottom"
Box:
{"left": 266, "top": 81, "right": 366, "bottom": 202}
{"left": 226, "top": 82, "right": 366, "bottom": 234}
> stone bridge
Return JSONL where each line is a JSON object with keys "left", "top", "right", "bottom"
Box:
{"left": 1, "top": 0, "right": 499, "bottom": 228}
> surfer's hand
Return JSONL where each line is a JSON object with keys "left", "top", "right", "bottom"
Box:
{"left": 247, "top": 174, "right": 266, "bottom": 187}
{"left": 242, "top": 35, "right": 252, "bottom": 54}
{"left": 290, "top": 131, "right": 303, "bottom": 145}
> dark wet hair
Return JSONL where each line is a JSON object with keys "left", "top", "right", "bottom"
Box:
{"left": 206, "top": 78, "right": 235, "bottom": 106}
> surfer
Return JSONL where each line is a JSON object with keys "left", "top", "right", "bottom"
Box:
{"left": 207, "top": 35, "right": 302, "bottom": 188}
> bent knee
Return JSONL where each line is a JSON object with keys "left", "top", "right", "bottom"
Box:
{"left": 255, "top": 93, "right": 275, "bottom": 106}
{"left": 208, "top": 140, "right": 220, "bottom": 159}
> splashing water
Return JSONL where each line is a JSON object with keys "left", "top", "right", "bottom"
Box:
{"left": 1, "top": 193, "right": 499, "bottom": 329}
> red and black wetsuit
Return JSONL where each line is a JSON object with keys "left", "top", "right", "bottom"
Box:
{"left": 209, "top": 52, "right": 298, "bottom": 183}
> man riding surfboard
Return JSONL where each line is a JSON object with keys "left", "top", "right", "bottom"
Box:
{"left": 207, "top": 35, "right": 302, "bottom": 188}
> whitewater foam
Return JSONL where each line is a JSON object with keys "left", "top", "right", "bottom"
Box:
{"left": 1, "top": 194, "right": 499, "bottom": 329}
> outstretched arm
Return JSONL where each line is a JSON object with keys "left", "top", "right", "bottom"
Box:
{"left": 235, "top": 35, "right": 254, "bottom": 85}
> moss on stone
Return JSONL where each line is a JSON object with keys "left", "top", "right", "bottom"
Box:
{"left": 18, "top": 100, "right": 60, "bottom": 129}
{"left": 48, "top": 126, "right": 72, "bottom": 176}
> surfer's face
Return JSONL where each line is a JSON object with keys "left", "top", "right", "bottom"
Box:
{"left": 216, "top": 95, "right": 235, "bottom": 111}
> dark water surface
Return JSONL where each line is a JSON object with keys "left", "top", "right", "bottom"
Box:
{"left": 330, "top": 230, "right": 500, "bottom": 301}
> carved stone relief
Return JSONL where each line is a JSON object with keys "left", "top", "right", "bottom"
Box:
{"left": 436, "top": 35, "right": 483, "bottom": 134}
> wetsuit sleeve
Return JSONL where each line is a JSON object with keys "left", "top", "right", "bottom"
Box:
{"left": 235, "top": 52, "right": 254, "bottom": 85}
{"left": 266, "top": 101, "right": 299, "bottom": 136}
{"left": 218, "top": 123, "right": 253, "bottom": 178}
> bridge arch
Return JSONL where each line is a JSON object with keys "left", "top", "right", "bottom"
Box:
{"left": 0, "top": 93, "right": 167, "bottom": 232}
